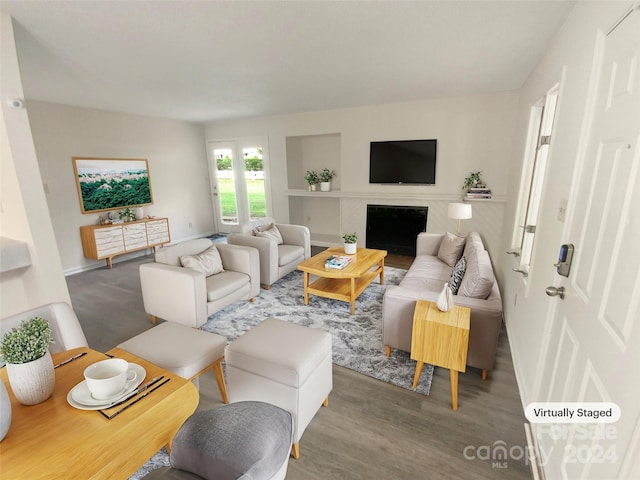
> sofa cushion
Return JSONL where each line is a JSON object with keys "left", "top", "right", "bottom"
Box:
{"left": 180, "top": 245, "right": 224, "bottom": 276}
{"left": 402, "top": 255, "right": 452, "bottom": 284}
{"left": 254, "top": 223, "right": 284, "bottom": 245}
{"left": 458, "top": 249, "right": 495, "bottom": 299}
{"left": 156, "top": 238, "right": 213, "bottom": 266}
{"left": 278, "top": 244, "right": 304, "bottom": 267}
{"left": 206, "top": 271, "right": 249, "bottom": 302}
{"left": 463, "top": 231, "right": 485, "bottom": 259}
{"left": 449, "top": 256, "right": 466, "bottom": 294}
{"left": 437, "top": 232, "right": 465, "bottom": 267}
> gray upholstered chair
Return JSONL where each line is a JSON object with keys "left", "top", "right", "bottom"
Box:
{"left": 0, "top": 302, "right": 88, "bottom": 363}
{"left": 227, "top": 217, "right": 310, "bottom": 289}
{"left": 139, "top": 239, "right": 260, "bottom": 328}
{"left": 143, "top": 401, "right": 293, "bottom": 480}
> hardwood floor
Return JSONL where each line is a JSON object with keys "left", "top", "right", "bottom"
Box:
{"left": 66, "top": 252, "right": 531, "bottom": 480}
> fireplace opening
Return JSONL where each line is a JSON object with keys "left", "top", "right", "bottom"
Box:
{"left": 366, "top": 205, "right": 428, "bottom": 257}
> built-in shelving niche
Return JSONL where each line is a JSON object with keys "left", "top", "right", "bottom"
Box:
{"left": 286, "top": 133, "right": 341, "bottom": 245}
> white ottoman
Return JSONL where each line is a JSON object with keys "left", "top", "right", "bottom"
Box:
{"left": 118, "top": 321, "right": 229, "bottom": 403}
{"left": 224, "top": 318, "right": 333, "bottom": 459}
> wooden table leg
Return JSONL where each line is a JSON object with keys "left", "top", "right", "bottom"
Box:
{"left": 412, "top": 361, "right": 424, "bottom": 389}
{"left": 350, "top": 278, "right": 356, "bottom": 315}
{"left": 303, "top": 272, "right": 309, "bottom": 305}
{"left": 450, "top": 369, "right": 459, "bottom": 411}
{"left": 379, "top": 259, "right": 385, "bottom": 285}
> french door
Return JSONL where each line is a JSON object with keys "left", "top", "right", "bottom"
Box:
{"left": 207, "top": 138, "right": 270, "bottom": 233}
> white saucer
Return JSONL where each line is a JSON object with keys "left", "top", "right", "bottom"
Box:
{"left": 67, "top": 363, "right": 146, "bottom": 410}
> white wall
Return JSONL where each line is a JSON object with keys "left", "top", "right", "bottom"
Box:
{"left": 205, "top": 91, "right": 519, "bottom": 256}
{"left": 0, "top": 14, "right": 71, "bottom": 318}
{"left": 25, "top": 101, "right": 214, "bottom": 273}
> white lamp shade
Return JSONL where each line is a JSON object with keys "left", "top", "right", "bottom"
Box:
{"left": 447, "top": 203, "right": 472, "bottom": 220}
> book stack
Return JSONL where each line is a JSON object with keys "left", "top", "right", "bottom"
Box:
{"left": 325, "top": 255, "right": 353, "bottom": 269}
{"left": 465, "top": 185, "right": 492, "bottom": 199}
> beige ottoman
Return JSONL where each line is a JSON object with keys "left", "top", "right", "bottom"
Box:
{"left": 118, "top": 321, "right": 229, "bottom": 403}
{"left": 224, "top": 318, "right": 333, "bottom": 459}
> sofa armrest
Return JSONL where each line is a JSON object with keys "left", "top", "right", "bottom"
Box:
{"left": 139, "top": 262, "right": 207, "bottom": 328}
{"left": 416, "top": 233, "right": 444, "bottom": 256}
{"left": 216, "top": 243, "right": 261, "bottom": 298}
{"left": 276, "top": 224, "right": 311, "bottom": 258}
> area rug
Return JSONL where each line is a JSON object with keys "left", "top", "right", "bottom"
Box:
{"left": 129, "top": 266, "right": 433, "bottom": 479}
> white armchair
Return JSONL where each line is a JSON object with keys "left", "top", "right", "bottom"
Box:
{"left": 1, "top": 303, "right": 88, "bottom": 360}
{"left": 227, "top": 217, "right": 310, "bottom": 289}
{"left": 139, "top": 238, "right": 260, "bottom": 328}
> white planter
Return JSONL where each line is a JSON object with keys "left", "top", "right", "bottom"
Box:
{"left": 134, "top": 207, "right": 144, "bottom": 220}
{"left": 6, "top": 350, "right": 55, "bottom": 406}
{"left": 344, "top": 242, "right": 357, "bottom": 255}
{"left": 0, "top": 380, "right": 11, "bottom": 441}
{"left": 308, "top": 184, "right": 317, "bottom": 191}
{"left": 320, "top": 181, "right": 331, "bottom": 192}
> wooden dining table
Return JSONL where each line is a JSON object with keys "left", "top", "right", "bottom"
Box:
{"left": 0, "top": 346, "right": 199, "bottom": 479}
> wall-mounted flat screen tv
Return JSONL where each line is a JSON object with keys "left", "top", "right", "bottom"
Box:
{"left": 369, "top": 139, "right": 437, "bottom": 185}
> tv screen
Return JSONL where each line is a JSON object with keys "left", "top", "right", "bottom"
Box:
{"left": 369, "top": 139, "right": 437, "bottom": 185}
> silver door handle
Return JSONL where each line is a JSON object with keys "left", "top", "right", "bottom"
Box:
{"left": 545, "top": 286, "right": 565, "bottom": 299}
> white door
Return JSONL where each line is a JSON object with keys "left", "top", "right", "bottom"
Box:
{"left": 207, "top": 138, "right": 270, "bottom": 234}
{"left": 536, "top": 9, "right": 640, "bottom": 478}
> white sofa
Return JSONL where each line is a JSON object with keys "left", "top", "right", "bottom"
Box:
{"left": 382, "top": 232, "right": 503, "bottom": 377}
{"left": 139, "top": 238, "right": 260, "bottom": 328}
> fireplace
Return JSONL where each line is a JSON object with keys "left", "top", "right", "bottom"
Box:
{"left": 366, "top": 205, "right": 428, "bottom": 256}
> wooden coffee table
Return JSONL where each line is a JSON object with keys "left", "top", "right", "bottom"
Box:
{"left": 297, "top": 247, "right": 387, "bottom": 314}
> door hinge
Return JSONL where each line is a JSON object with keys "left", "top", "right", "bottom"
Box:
{"left": 538, "top": 135, "right": 551, "bottom": 148}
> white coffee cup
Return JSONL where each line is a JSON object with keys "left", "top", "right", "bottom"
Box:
{"left": 84, "top": 358, "right": 137, "bottom": 400}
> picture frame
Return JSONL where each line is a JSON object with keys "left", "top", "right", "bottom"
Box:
{"left": 72, "top": 157, "right": 154, "bottom": 214}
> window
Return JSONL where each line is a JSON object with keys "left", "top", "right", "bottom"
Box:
{"left": 511, "top": 84, "right": 559, "bottom": 275}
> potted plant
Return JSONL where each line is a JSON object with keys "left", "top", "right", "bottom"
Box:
{"left": 462, "top": 171, "right": 484, "bottom": 191}
{"left": 0, "top": 317, "right": 55, "bottom": 405}
{"left": 305, "top": 170, "right": 319, "bottom": 191}
{"left": 342, "top": 232, "right": 358, "bottom": 255}
{"left": 119, "top": 207, "right": 136, "bottom": 222}
{"left": 319, "top": 168, "right": 336, "bottom": 192}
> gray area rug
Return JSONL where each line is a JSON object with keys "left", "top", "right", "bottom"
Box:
{"left": 130, "top": 266, "right": 433, "bottom": 479}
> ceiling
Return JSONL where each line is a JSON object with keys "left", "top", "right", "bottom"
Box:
{"left": 1, "top": 1, "right": 577, "bottom": 123}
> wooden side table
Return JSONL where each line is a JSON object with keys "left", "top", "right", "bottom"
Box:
{"left": 411, "top": 300, "right": 470, "bottom": 411}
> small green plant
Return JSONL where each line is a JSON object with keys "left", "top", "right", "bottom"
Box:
{"left": 0, "top": 317, "right": 54, "bottom": 364}
{"left": 319, "top": 168, "right": 336, "bottom": 182}
{"left": 305, "top": 170, "right": 319, "bottom": 185}
{"left": 342, "top": 232, "right": 358, "bottom": 244}
{"left": 119, "top": 207, "right": 136, "bottom": 221}
{"left": 462, "top": 171, "right": 484, "bottom": 190}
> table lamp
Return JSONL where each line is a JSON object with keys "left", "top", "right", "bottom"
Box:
{"left": 447, "top": 203, "right": 472, "bottom": 234}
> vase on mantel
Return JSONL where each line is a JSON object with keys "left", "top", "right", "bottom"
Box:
{"left": 320, "top": 181, "right": 331, "bottom": 192}
{"left": 6, "top": 350, "right": 55, "bottom": 406}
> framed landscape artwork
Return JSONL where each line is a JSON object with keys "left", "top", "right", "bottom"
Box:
{"left": 73, "top": 157, "right": 154, "bottom": 214}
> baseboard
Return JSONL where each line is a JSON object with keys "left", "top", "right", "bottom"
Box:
{"left": 524, "top": 423, "right": 546, "bottom": 480}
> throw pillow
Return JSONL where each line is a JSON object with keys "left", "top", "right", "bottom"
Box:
{"left": 180, "top": 245, "right": 224, "bottom": 276}
{"left": 255, "top": 223, "right": 284, "bottom": 245}
{"left": 437, "top": 232, "right": 466, "bottom": 267}
{"left": 449, "top": 256, "right": 466, "bottom": 295}
{"left": 458, "top": 249, "right": 495, "bottom": 299}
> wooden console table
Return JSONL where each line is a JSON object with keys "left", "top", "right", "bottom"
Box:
{"left": 80, "top": 217, "right": 170, "bottom": 268}
{"left": 411, "top": 300, "right": 470, "bottom": 411}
